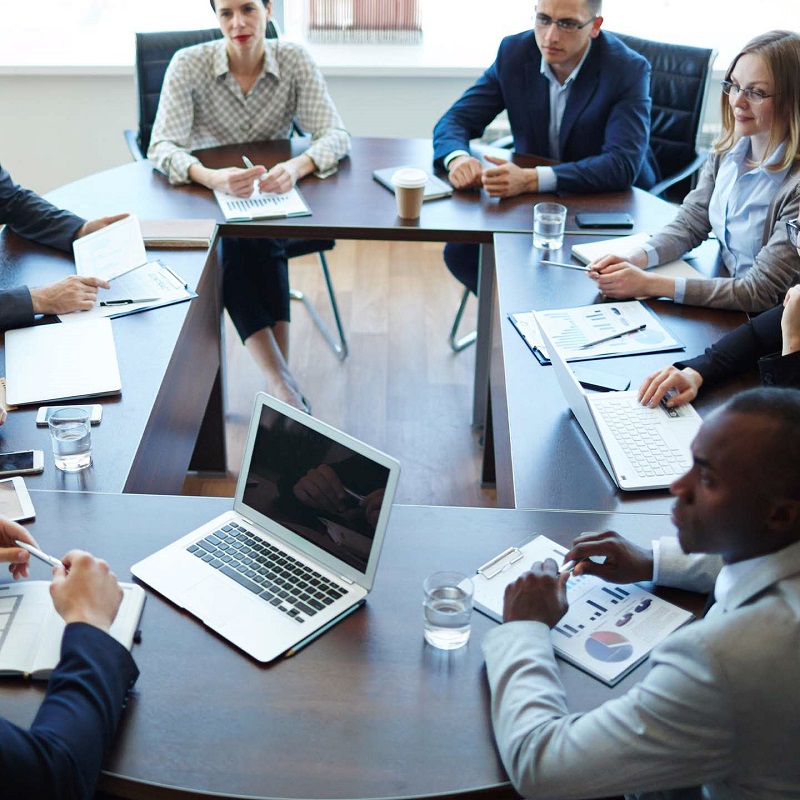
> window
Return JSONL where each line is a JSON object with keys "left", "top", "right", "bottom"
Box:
{"left": 0, "top": 0, "right": 794, "bottom": 69}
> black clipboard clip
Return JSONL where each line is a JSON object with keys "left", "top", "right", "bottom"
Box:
{"left": 477, "top": 546, "right": 524, "bottom": 580}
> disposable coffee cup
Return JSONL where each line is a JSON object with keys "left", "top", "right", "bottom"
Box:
{"left": 391, "top": 167, "right": 428, "bottom": 219}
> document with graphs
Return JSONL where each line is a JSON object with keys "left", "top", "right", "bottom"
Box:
{"left": 473, "top": 534, "right": 693, "bottom": 685}
{"left": 213, "top": 186, "right": 311, "bottom": 221}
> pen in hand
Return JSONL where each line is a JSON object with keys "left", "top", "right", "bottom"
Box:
{"left": 580, "top": 323, "right": 646, "bottom": 349}
{"left": 540, "top": 260, "right": 590, "bottom": 271}
{"left": 15, "top": 540, "right": 65, "bottom": 570}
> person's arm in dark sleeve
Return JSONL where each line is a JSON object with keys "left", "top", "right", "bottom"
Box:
{"left": 0, "top": 622, "right": 139, "bottom": 800}
{"left": 0, "top": 162, "right": 85, "bottom": 252}
{"left": 0, "top": 286, "right": 36, "bottom": 330}
{"left": 675, "top": 305, "right": 783, "bottom": 387}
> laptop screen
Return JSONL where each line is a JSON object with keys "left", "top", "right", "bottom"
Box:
{"left": 240, "top": 405, "right": 392, "bottom": 574}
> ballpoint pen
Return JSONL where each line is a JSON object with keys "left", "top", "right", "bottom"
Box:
{"left": 580, "top": 323, "right": 646, "bottom": 349}
{"left": 15, "top": 540, "right": 65, "bottom": 570}
{"left": 100, "top": 298, "right": 159, "bottom": 307}
{"left": 540, "top": 259, "right": 590, "bottom": 271}
{"left": 242, "top": 155, "right": 256, "bottom": 169}
{"left": 558, "top": 559, "right": 576, "bottom": 575}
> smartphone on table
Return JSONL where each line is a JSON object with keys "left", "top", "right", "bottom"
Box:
{"left": 575, "top": 212, "right": 634, "bottom": 229}
{"left": 36, "top": 405, "right": 102, "bottom": 426}
{"left": 0, "top": 450, "right": 44, "bottom": 478}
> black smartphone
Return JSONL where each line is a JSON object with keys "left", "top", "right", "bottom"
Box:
{"left": 572, "top": 365, "right": 631, "bottom": 392}
{"left": 575, "top": 212, "right": 634, "bottom": 229}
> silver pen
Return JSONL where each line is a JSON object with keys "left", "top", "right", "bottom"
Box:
{"left": 540, "top": 259, "right": 590, "bottom": 271}
{"left": 15, "top": 540, "right": 65, "bottom": 570}
{"left": 580, "top": 323, "right": 646, "bottom": 349}
{"left": 242, "top": 155, "right": 256, "bottom": 169}
{"left": 558, "top": 559, "right": 576, "bottom": 575}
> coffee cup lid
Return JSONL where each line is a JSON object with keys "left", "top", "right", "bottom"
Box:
{"left": 391, "top": 167, "right": 428, "bottom": 189}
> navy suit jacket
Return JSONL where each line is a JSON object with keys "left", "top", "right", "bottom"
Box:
{"left": 0, "top": 622, "right": 139, "bottom": 800}
{"left": 433, "top": 30, "right": 658, "bottom": 193}
{"left": 0, "top": 160, "right": 85, "bottom": 330}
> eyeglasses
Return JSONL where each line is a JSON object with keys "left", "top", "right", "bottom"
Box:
{"left": 721, "top": 80, "right": 775, "bottom": 105}
{"left": 787, "top": 219, "right": 799, "bottom": 249}
{"left": 534, "top": 13, "right": 596, "bottom": 33}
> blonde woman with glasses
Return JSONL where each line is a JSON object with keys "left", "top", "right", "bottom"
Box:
{"left": 588, "top": 30, "right": 800, "bottom": 313}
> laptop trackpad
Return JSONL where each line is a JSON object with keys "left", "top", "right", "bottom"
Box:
{"left": 181, "top": 576, "right": 231, "bottom": 630}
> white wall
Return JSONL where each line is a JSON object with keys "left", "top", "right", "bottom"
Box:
{"left": 0, "top": 71, "right": 477, "bottom": 194}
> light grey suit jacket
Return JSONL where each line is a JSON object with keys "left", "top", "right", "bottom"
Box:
{"left": 482, "top": 538, "right": 800, "bottom": 799}
{"left": 648, "top": 152, "right": 800, "bottom": 313}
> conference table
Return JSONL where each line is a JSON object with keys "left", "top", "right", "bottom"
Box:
{"left": 0, "top": 136, "right": 684, "bottom": 497}
{"left": 486, "top": 232, "right": 753, "bottom": 514}
{"left": 0, "top": 490, "right": 700, "bottom": 800}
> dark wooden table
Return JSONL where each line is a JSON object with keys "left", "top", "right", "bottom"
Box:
{"left": 0, "top": 235, "right": 223, "bottom": 495}
{"left": 488, "top": 232, "right": 755, "bottom": 513}
{"left": 0, "top": 491, "right": 693, "bottom": 800}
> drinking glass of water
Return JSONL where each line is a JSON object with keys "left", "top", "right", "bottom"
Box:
{"left": 48, "top": 407, "right": 92, "bottom": 472}
{"left": 423, "top": 571, "right": 474, "bottom": 650}
{"left": 533, "top": 202, "right": 568, "bottom": 250}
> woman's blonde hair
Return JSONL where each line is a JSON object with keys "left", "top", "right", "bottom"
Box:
{"left": 715, "top": 30, "right": 800, "bottom": 170}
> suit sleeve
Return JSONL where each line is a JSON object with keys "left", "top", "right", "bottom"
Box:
{"left": 0, "top": 162, "right": 84, "bottom": 252}
{"left": 432, "top": 51, "right": 507, "bottom": 170}
{"left": 0, "top": 622, "right": 139, "bottom": 800}
{"left": 483, "top": 621, "right": 734, "bottom": 799}
{"left": 675, "top": 304, "right": 783, "bottom": 385}
{"left": 552, "top": 54, "right": 653, "bottom": 193}
{"left": 0, "top": 286, "right": 35, "bottom": 331}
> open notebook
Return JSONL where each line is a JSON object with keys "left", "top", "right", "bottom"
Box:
{"left": 0, "top": 581, "right": 145, "bottom": 679}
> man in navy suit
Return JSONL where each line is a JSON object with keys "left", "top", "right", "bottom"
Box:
{"left": 433, "top": 0, "right": 658, "bottom": 294}
{"left": 0, "top": 516, "right": 139, "bottom": 800}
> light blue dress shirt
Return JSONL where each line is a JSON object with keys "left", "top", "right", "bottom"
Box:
{"left": 643, "top": 137, "right": 790, "bottom": 303}
{"left": 536, "top": 41, "right": 592, "bottom": 193}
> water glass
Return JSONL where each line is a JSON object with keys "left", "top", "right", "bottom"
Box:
{"left": 423, "top": 571, "right": 474, "bottom": 650}
{"left": 48, "top": 407, "right": 92, "bottom": 472}
{"left": 533, "top": 202, "right": 568, "bottom": 250}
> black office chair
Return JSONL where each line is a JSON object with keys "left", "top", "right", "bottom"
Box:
{"left": 125, "top": 27, "right": 348, "bottom": 360}
{"left": 448, "top": 33, "right": 717, "bottom": 353}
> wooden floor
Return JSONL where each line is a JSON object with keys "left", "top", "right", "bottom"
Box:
{"left": 183, "top": 239, "right": 497, "bottom": 508}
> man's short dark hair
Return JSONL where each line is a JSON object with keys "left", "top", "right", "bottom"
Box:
{"left": 724, "top": 387, "right": 800, "bottom": 500}
{"left": 209, "top": 0, "right": 270, "bottom": 9}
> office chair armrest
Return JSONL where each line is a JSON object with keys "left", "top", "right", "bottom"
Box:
{"left": 650, "top": 152, "right": 707, "bottom": 199}
{"left": 124, "top": 130, "right": 146, "bottom": 161}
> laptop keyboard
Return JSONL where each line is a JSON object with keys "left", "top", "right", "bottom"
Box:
{"left": 593, "top": 396, "right": 690, "bottom": 479}
{"left": 186, "top": 522, "right": 349, "bottom": 624}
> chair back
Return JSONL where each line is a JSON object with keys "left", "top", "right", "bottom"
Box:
{"left": 612, "top": 32, "right": 716, "bottom": 201}
{"left": 133, "top": 22, "right": 280, "bottom": 156}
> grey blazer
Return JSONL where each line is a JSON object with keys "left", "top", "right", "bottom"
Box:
{"left": 649, "top": 152, "right": 800, "bottom": 312}
{"left": 0, "top": 160, "right": 85, "bottom": 330}
{"left": 482, "top": 537, "right": 800, "bottom": 799}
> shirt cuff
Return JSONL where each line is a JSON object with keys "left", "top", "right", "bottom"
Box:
{"left": 651, "top": 538, "right": 661, "bottom": 583}
{"left": 168, "top": 151, "right": 201, "bottom": 186}
{"left": 642, "top": 242, "right": 660, "bottom": 268}
{"left": 673, "top": 277, "right": 687, "bottom": 304}
{"left": 444, "top": 150, "right": 470, "bottom": 169}
{"left": 536, "top": 166, "right": 556, "bottom": 194}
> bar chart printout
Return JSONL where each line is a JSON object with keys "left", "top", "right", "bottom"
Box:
{"left": 472, "top": 535, "right": 693, "bottom": 685}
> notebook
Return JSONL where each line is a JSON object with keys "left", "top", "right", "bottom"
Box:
{"left": 131, "top": 392, "right": 401, "bottom": 662}
{"left": 4, "top": 318, "right": 122, "bottom": 406}
{"left": 372, "top": 167, "right": 454, "bottom": 201}
{"left": 0, "top": 581, "right": 145, "bottom": 679}
{"left": 537, "top": 317, "right": 701, "bottom": 491}
{"left": 213, "top": 186, "right": 311, "bottom": 221}
{"left": 571, "top": 233, "right": 703, "bottom": 281}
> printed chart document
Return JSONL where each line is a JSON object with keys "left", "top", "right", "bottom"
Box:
{"left": 473, "top": 535, "right": 693, "bottom": 685}
{"left": 509, "top": 300, "right": 683, "bottom": 365}
{"left": 68, "top": 215, "right": 195, "bottom": 321}
{"left": 0, "top": 581, "right": 145, "bottom": 679}
{"left": 214, "top": 186, "right": 311, "bottom": 221}
{"left": 571, "top": 233, "right": 703, "bottom": 282}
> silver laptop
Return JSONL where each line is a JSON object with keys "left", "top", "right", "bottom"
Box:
{"left": 132, "top": 392, "right": 400, "bottom": 662}
{"left": 536, "top": 317, "right": 701, "bottom": 491}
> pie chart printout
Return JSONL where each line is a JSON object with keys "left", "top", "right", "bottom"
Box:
{"left": 585, "top": 631, "right": 634, "bottom": 662}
